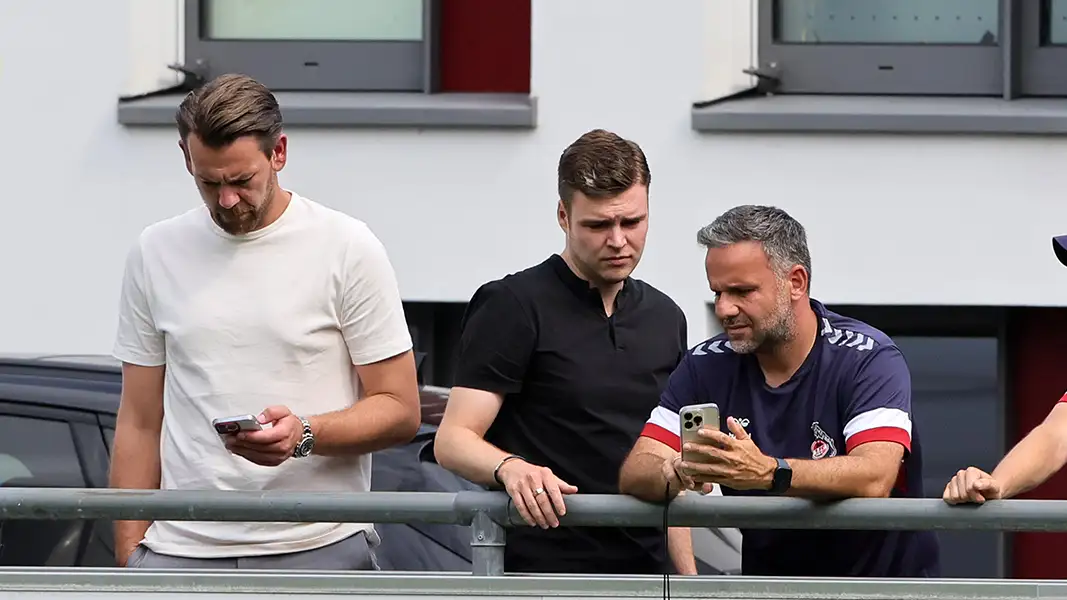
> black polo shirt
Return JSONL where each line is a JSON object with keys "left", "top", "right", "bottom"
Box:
{"left": 451, "top": 253, "right": 687, "bottom": 574}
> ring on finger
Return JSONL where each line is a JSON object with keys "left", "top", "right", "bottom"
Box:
{"left": 534, "top": 487, "right": 545, "bottom": 496}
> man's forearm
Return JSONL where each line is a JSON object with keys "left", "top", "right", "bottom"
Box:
{"left": 620, "top": 452, "right": 695, "bottom": 573}
{"left": 667, "top": 526, "right": 697, "bottom": 575}
{"left": 619, "top": 452, "right": 679, "bottom": 503}
{"left": 309, "top": 393, "right": 420, "bottom": 456}
{"left": 109, "top": 425, "right": 161, "bottom": 564}
{"left": 784, "top": 455, "right": 894, "bottom": 499}
{"left": 434, "top": 426, "right": 514, "bottom": 487}
{"left": 992, "top": 424, "right": 1067, "bottom": 498}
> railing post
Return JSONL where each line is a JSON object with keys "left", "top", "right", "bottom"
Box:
{"left": 470, "top": 510, "right": 505, "bottom": 576}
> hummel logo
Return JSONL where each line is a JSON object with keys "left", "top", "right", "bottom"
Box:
{"left": 692, "top": 339, "right": 732, "bottom": 356}
{"left": 728, "top": 418, "right": 750, "bottom": 439}
{"left": 820, "top": 318, "right": 875, "bottom": 352}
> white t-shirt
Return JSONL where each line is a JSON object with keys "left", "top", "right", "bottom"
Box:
{"left": 112, "top": 191, "right": 413, "bottom": 558}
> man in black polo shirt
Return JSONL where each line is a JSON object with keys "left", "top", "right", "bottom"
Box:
{"left": 434, "top": 129, "right": 695, "bottom": 575}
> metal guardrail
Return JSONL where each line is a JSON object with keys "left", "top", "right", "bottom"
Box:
{"left": 9, "top": 570, "right": 1067, "bottom": 600}
{"left": 6, "top": 488, "right": 1067, "bottom": 529}
{"left": 4, "top": 488, "right": 1067, "bottom": 578}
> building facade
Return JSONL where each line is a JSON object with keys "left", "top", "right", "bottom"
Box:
{"left": 2, "top": 0, "right": 1066, "bottom": 578}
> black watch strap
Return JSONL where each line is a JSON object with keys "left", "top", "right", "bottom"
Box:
{"left": 769, "top": 457, "right": 792, "bottom": 495}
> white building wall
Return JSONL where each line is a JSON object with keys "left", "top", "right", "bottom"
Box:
{"left": 1, "top": 0, "right": 1065, "bottom": 355}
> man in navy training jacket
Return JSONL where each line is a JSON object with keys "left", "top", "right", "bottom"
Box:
{"left": 618, "top": 204, "right": 940, "bottom": 578}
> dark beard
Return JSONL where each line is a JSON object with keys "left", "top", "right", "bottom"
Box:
{"left": 214, "top": 178, "right": 275, "bottom": 235}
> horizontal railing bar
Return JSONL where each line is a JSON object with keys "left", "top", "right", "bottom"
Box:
{"left": 3, "top": 569, "right": 1067, "bottom": 598}
{"left": 0, "top": 489, "right": 493, "bottom": 525}
{"left": 1, "top": 488, "right": 1066, "bottom": 531}
{"left": 565, "top": 494, "right": 1067, "bottom": 531}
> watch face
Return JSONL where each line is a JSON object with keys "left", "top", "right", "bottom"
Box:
{"left": 298, "top": 437, "right": 314, "bottom": 456}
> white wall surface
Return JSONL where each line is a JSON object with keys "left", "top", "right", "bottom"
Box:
{"left": 1, "top": 0, "right": 1066, "bottom": 355}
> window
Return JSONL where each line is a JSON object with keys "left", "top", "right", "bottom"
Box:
{"left": 184, "top": 0, "right": 532, "bottom": 95}
{"left": 0, "top": 415, "right": 88, "bottom": 567}
{"left": 0, "top": 416, "right": 85, "bottom": 488}
{"left": 824, "top": 305, "right": 1008, "bottom": 579}
{"left": 187, "top": 0, "right": 430, "bottom": 92}
{"left": 109, "top": 0, "right": 537, "bottom": 128}
{"left": 893, "top": 336, "right": 1004, "bottom": 579}
{"left": 1021, "top": 0, "right": 1067, "bottom": 96}
{"left": 690, "top": 1, "right": 1067, "bottom": 134}
{"left": 403, "top": 301, "right": 467, "bottom": 388}
{"left": 756, "top": 0, "right": 1067, "bottom": 98}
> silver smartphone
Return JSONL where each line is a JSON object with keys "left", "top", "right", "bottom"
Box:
{"left": 212, "top": 414, "right": 263, "bottom": 435}
{"left": 678, "top": 403, "right": 720, "bottom": 464}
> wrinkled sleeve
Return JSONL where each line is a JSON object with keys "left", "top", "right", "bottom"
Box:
{"left": 339, "top": 223, "right": 413, "bottom": 366}
{"left": 112, "top": 235, "right": 165, "bottom": 367}
{"left": 842, "top": 346, "right": 913, "bottom": 454}
{"left": 451, "top": 281, "right": 536, "bottom": 396}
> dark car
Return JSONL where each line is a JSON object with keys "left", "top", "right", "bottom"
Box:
{"left": 0, "top": 353, "right": 740, "bottom": 574}
{"left": 0, "top": 352, "right": 478, "bottom": 570}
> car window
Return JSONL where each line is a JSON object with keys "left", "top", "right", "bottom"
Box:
{"left": 0, "top": 415, "right": 89, "bottom": 567}
{"left": 0, "top": 416, "right": 85, "bottom": 487}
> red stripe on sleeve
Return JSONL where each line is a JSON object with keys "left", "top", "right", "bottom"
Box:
{"left": 846, "top": 426, "right": 911, "bottom": 454}
{"left": 641, "top": 423, "right": 680, "bottom": 452}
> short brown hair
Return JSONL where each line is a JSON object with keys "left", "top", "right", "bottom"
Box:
{"left": 557, "top": 129, "right": 651, "bottom": 211}
{"left": 175, "top": 73, "right": 283, "bottom": 156}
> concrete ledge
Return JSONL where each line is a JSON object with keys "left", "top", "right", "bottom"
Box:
{"left": 119, "top": 92, "right": 538, "bottom": 129}
{"left": 1, "top": 569, "right": 1065, "bottom": 598}
{"left": 692, "top": 94, "right": 1067, "bottom": 135}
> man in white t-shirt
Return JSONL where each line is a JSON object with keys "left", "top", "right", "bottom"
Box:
{"left": 109, "top": 73, "right": 421, "bottom": 569}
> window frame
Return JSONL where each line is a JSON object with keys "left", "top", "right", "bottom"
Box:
{"left": 184, "top": 0, "right": 440, "bottom": 92}
{"left": 1019, "top": 0, "right": 1067, "bottom": 96}
{"left": 756, "top": 0, "right": 1004, "bottom": 96}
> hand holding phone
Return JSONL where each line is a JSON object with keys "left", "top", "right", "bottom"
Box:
{"left": 212, "top": 414, "right": 264, "bottom": 435}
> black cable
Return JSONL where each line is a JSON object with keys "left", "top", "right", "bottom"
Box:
{"left": 117, "top": 63, "right": 205, "bottom": 103}
{"left": 662, "top": 480, "right": 672, "bottom": 600}
{"left": 690, "top": 66, "right": 782, "bottom": 110}
{"left": 691, "top": 84, "right": 762, "bottom": 109}
{"left": 505, "top": 495, "right": 518, "bottom": 527}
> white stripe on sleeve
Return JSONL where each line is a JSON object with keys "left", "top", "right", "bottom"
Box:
{"left": 843, "top": 406, "right": 912, "bottom": 441}
{"left": 647, "top": 405, "right": 680, "bottom": 438}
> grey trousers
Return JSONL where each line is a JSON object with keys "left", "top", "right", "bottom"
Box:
{"left": 126, "top": 531, "right": 379, "bottom": 570}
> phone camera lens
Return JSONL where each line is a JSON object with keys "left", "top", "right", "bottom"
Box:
{"left": 683, "top": 412, "right": 693, "bottom": 420}
{"left": 683, "top": 420, "right": 692, "bottom": 429}
{"left": 694, "top": 416, "right": 703, "bottom": 426}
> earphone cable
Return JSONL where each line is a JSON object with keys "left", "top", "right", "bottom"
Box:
{"left": 662, "top": 479, "right": 672, "bottom": 600}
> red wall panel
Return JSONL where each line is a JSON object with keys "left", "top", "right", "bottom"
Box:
{"left": 438, "top": 0, "right": 531, "bottom": 93}
{"left": 1007, "top": 307, "right": 1067, "bottom": 579}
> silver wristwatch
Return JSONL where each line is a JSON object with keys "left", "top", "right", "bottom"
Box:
{"left": 292, "top": 417, "right": 315, "bottom": 458}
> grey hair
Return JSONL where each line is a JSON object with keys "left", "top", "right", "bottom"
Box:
{"left": 697, "top": 205, "right": 812, "bottom": 288}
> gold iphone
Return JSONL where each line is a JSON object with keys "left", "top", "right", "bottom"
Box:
{"left": 678, "top": 403, "right": 720, "bottom": 464}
